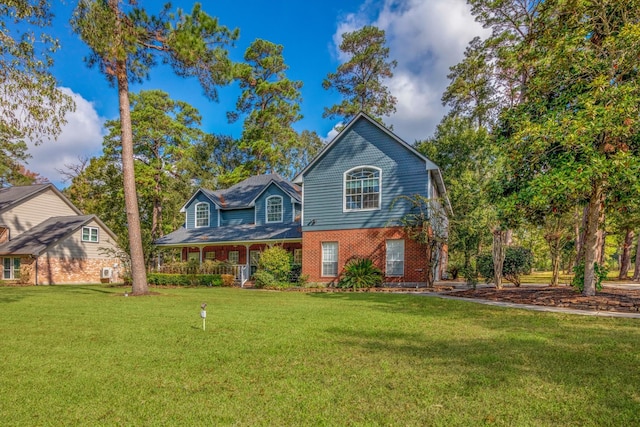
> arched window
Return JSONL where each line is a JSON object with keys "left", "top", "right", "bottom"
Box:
{"left": 266, "top": 196, "right": 283, "bottom": 223}
{"left": 344, "top": 166, "right": 381, "bottom": 211}
{"left": 195, "top": 202, "right": 209, "bottom": 228}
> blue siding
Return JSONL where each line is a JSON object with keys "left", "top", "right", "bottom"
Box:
{"left": 220, "top": 208, "right": 254, "bottom": 225}
{"left": 302, "top": 118, "right": 429, "bottom": 232}
{"left": 185, "top": 192, "right": 218, "bottom": 229}
{"left": 254, "top": 183, "right": 295, "bottom": 225}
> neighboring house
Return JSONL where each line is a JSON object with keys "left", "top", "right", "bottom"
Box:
{"left": 158, "top": 112, "right": 450, "bottom": 286}
{"left": 154, "top": 174, "right": 303, "bottom": 282}
{"left": 0, "top": 184, "right": 122, "bottom": 285}
{"left": 294, "top": 112, "right": 450, "bottom": 285}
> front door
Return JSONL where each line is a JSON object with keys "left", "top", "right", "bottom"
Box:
{"left": 250, "top": 250, "right": 261, "bottom": 275}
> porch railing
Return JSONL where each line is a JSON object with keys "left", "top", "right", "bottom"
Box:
{"left": 154, "top": 263, "right": 249, "bottom": 286}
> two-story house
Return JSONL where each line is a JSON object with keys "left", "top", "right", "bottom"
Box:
{"left": 294, "top": 112, "right": 449, "bottom": 284}
{"left": 0, "top": 184, "right": 122, "bottom": 284}
{"left": 154, "top": 174, "right": 303, "bottom": 281}
{"left": 158, "top": 112, "right": 449, "bottom": 286}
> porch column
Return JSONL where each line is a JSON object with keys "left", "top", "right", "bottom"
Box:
{"left": 245, "top": 244, "right": 251, "bottom": 281}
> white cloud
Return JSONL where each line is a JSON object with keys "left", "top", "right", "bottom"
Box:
{"left": 332, "top": 0, "right": 489, "bottom": 142}
{"left": 25, "top": 87, "right": 104, "bottom": 188}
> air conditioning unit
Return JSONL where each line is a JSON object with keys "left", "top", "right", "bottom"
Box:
{"left": 101, "top": 267, "right": 112, "bottom": 279}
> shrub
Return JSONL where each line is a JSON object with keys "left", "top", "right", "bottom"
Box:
{"left": 337, "top": 258, "right": 383, "bottom": 290}
{"left": 288, "top": 264, "right": 302, "bottom": 283}
{"left": 221, "top": 274, "right": 235, "bottom": 287}
{"left": 147, "top": 273, "right": 222, "bottom": 287}
{"left": 257, "top": 246, "right": 292, "bottom": 282}
{"left": 462, "top": 266, "right": 478, "bottom": 289}
{"left": 477, "top": 246, "right": 533, "bottom": 287}
{"left": 253, "top": 270, "right": 277, "bottom": 289}
{"left": 476, "top": 253, "right": 493, "bottom": 282}
{"left": 571, "top": 262, "right": 606, "bottom": 293}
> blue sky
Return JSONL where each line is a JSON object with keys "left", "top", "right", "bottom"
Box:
{"left": 25, "top": 0, "right": 486, "bottom": 187}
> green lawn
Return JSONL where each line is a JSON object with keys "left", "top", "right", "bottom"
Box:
{"left": 1, "top": 286, "right": 639, "bottom": 426}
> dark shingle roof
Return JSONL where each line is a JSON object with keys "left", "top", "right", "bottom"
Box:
{"left": 0, "top": 184, "right": 51, "bottom": 212}
{"left": 155, "top": 222, "right": 302, "bottom": 247}
{"left": 194, "top": 174, "right": 301, "bottom": 210}
{"left": 0, "top": 215, "right": 95, "bottom": 255}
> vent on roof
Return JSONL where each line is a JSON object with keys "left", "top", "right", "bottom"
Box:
{"left": 101, "top": 267, "right": 112, "bottom": 279}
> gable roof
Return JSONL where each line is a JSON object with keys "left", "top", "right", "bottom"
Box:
{"left": 293, "top": 111, "right": 451, "bottom": 213}
{"left": 0, "top": 183, "right": 82, "bottom": 215}
{"left": 181, "top": 174, "right": 301, "bottom": 212}
{"left": 0, "top": 215, "right": 104, "bottom": 256}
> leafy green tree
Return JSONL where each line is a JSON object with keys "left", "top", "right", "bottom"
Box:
{"left": 322, "top": 25, "right": 397, "bottom": 125}
{"left": 228, "top": 39, "right": 305, "bottom": 177}
{"left": 71, "top": 1, "right": 238, "bottom": 295}
{"left": 187, "top": 133, "right": 249, "bottom": 190}
{"left": 495, "top": 0, "right": 640, "bottom": 295}
{"left": 416, "top": 116, "right": 494, "bottom": 281}
{"left": 448, "top": 0, "right": 542, "bottom": 289}
{"left": 0, "top": 0, "right": 74, "bottom": 185}
{"left": 102, "top": 90, "right": 201, "bottom": 242}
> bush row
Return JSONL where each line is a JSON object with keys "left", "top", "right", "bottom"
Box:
{"left": 147, "top": 273, "right": 224, "bottom": 287}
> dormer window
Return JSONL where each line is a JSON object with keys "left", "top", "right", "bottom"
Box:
{"left": 344, "top": 166, "right": 381, "bottom": 211}
{"left": 195, "top": 203, "right": 209, "bottom": 227}
{"left": 266, "top": 196, "right": 283, "bottom": 223}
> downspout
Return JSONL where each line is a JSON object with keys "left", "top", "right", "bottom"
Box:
{"left": 35, "top": 255, "right": 39, "bottom": 286}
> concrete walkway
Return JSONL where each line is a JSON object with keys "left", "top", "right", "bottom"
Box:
{"left": 417, "top": 281, "right": 640, "bottom": 319}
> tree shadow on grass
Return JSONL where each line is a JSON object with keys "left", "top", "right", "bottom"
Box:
{"left": 0, "top": 289, "right": 36, "bottom": 304}
{"left": 321, "top": 320, "right": 640, "bottom": 423}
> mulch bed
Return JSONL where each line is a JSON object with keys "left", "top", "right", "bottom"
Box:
{"left": 446, "top": 286, "right": 640, "bottom": 314}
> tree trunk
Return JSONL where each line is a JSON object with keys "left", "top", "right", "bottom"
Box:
{"left": 116, "top": 63, "right": 148, "bottom": 295}
{"left": 618, "top": 228, "right": 633, "bottom": 280}
{"left": 632, "top": 232, "right": 640, "bottom": 282}
{"left": 547, "top": 232, "right": 561, "bottom": 287}
{"left": 492, "top": 227, "right": 506, "bottom": 289}
{"left": 583, "top": 180, "right": 605, "bottom": 296}
{"left": 575, "top": 205, "right": 588, "bottom": 268}
{"left": 425, "top": 242, "right": 434, "bottom": 288}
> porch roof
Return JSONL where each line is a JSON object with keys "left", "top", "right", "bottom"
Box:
{"left": 154, "top": 222, "right": 302, "bottom": 247}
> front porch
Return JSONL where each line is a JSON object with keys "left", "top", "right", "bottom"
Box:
{"left": 157, "top": 242, "right": 302, "bottom": 286}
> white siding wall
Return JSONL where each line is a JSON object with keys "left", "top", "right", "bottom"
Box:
{"left": 44, "top": 220, "right": 119, "bottom": 259}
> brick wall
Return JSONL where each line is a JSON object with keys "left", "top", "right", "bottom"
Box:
{"left": 20, "top": 256, "right": 120, "bottom": 285}
{"left": 302, "top": 227, "right": 431, "bottom": 285}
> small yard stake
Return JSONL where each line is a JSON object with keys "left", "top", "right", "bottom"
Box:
{"left": 200, "top": 303, "right": 207, "bottom": 331}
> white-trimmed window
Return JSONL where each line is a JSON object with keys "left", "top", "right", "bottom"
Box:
{"left": 344, "top": 167, "right": 381, "bottom": 211}
{"left": 266, "top": 196, "right": 283, "bottom": 223}
{"left": 386, "top": 239, "right": 405, "bottom": 277}
{"left": 205, "top": 251, "right": 216, "bottom": 260}
{"left": 228, "top": 251, "right": 239, "bottom": 264}
{"left": 3, "top": 257, "right": 20, "bottom": 280}
{"left": 82, "top": 226, "right": 99, "bottom": 242}
{"left": 322, "top": 242, "right": 338, "bottom": 277}
{"left": 293, "top": 248, "right": 302, "bottom": 265}
{"left": 195, "top": 203, "right": 209, "bottom": 228}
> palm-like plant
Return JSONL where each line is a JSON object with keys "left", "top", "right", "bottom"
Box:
{"left": 338, "top": 258, "right": 383, "bottom": 290}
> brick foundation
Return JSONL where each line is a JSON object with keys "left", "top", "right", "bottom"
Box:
{"left": 302, "top": 227, "right": 436, "bottom": 285}
{"left": 19, "top": 256, "right": 121, "bottom": 285}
